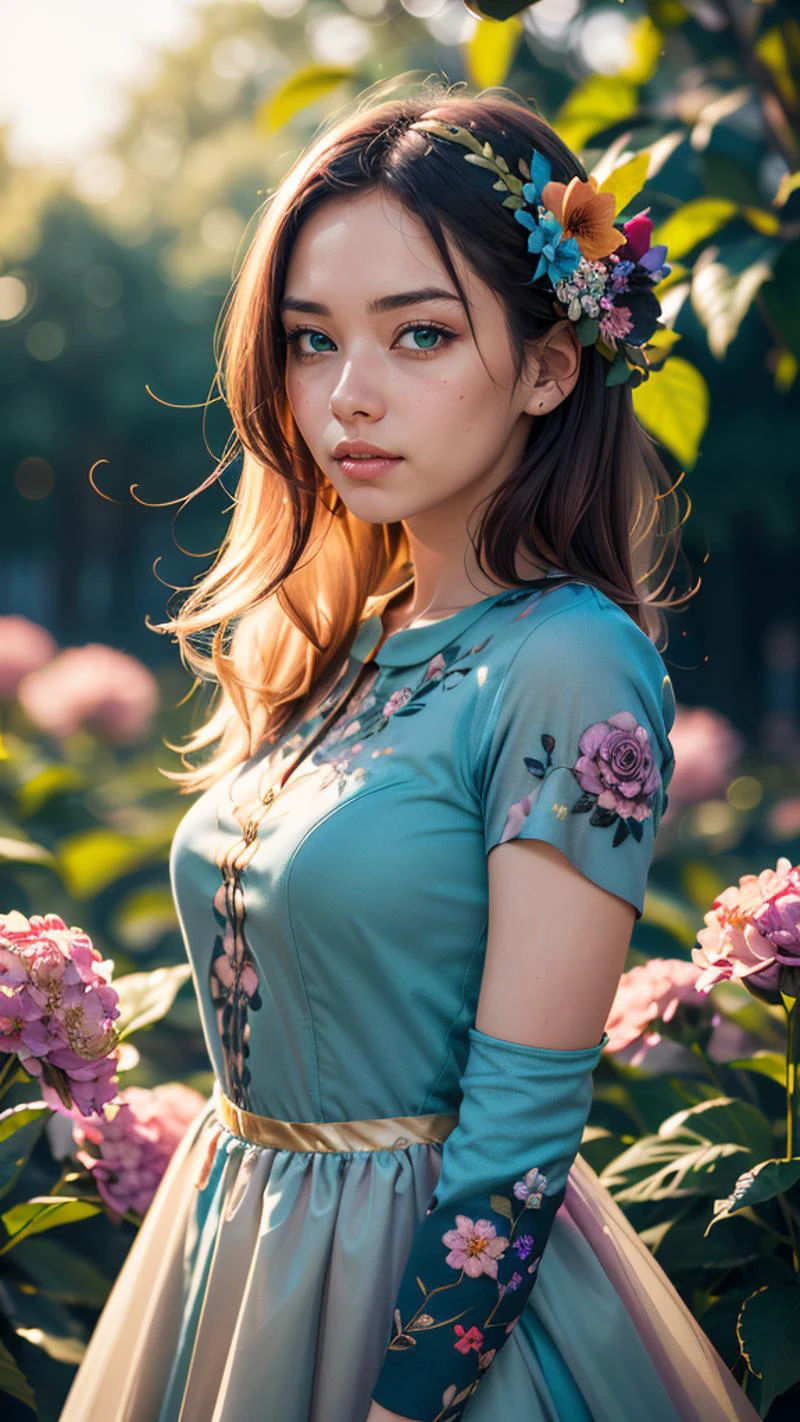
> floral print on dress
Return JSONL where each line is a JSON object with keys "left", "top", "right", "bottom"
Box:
{"left": 209, "top": 871, "right": 263, "bottom": 1109}
{"left": 382, "top": 1163, "right": 565, "bottom": 1421}
{"left": 310, "top": 636, "right": 494, "bottom": 795}
{"left": 500, "top": 709, "right": 662, "bottom": 850}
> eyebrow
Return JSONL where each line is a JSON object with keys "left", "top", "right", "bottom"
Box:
{"left": 279, "top": 286, "right": 463, "bottom": 317}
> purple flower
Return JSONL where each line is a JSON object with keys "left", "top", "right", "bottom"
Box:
{"left": 752, "top": 869, "right": 800, "bottom": 966}
{"left": 575, "top": 710, "right": 661, "bottom": 822}
{"left": 505, "top": 1271, "right": 523, "bottom": 1292}
{"left": 513, "top": 1233, "right": 535, "bottom": 1261}
{"left": 513, "top": 1166, "right": 548, "bottom": 1206}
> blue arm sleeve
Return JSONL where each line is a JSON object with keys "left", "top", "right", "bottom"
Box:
{"left": 370, "top": 1026, "right": 607, "bottom": 1420}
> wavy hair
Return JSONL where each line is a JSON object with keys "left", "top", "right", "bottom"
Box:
{"left": 151, "top": 79, "right": 693, "bottom": 792}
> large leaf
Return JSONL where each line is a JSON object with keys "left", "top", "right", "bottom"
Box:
{"left": 255, "top": 65, "right": 355, "bottom": 138}
{"left": 726, "top": 1052, "right": 787, "bottom": 1086}
{"left": 691, "top": 236, "right": 781, "bottom": 358}
{"left": 760, "top": 239, "right": 800, "bottom": 358}
{"left": 0, "top": 1197, "right": 101, "bottom": 1254}
{"left": 0, "top": 1338, "right": 36, "bottom": 1412}
{"left": 114, "top": 963, "right": 193, "bottom": 1040}
{"left": 57, "top": 826, "right": 171, "bottom": 898}
{"left": 599, "top": 1098, "right": 774, "bottom": 1204}
{"left": 552, "top": 76, "right": 640, "bottom": 153}
{"left": 650, "top": 197, "right": 738, "bottom": 260}
{"left": 632, "top": 356, "right": 710, "bottom": 467}
{"left": 737, "top": 1285, "right": 800, "bottom": 1413}
{"left": 0, "top": 1105, "right": 49, "bottom": 1203}
{"left": 465, "top": 16, "right": 524, "bottom": 90}
{"left": 707, "top": 1156, "right": 800, "bottom": 1231}
{"left": 14, "top": 1234, "right": 111, "bottom": 1307}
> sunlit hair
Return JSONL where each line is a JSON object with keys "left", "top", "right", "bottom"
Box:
{"left": 150, "top": 78, "right": 694, "bottom": 793}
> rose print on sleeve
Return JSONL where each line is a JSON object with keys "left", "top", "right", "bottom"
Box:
{"left": 501, "top": 709, "right": 662, "bottom": 850}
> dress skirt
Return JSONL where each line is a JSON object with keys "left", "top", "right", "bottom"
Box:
{"left": 58, "top": 1093, "right": 759, "bottom": 1422}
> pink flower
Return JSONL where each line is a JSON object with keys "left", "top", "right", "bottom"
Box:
{"left": 664, "top": 706, "right": 744, "bottom": 811}
{"left": 0, "top": 910, "right": 120, "bottom": 1115}
{"left": 453, "top": 1324, "right": 484, "bottom": 1354}
{"left": 70, "top": 1082, "right": 205, "bottom": 1222}
{"left": 604, "top": 958, "right": 708, "bottom": 1064}
{"left": 0, "top": 616, "right": 57, "bottom": 699}
{"left": 382, "top": 687, "right": 413, "bottom": 718}
{"left": 691, "top": 856, "right": 795, "bottom": 997}
{"left": 17, "top": 644, "right": 159, "bottom": 744}
{"left": 423, "top": 653, "right": 446, "bottom": 683}
{"left": 575, "top": 710, "right": 661, "bottom": 822}
{"left": 752, "top": 868, "right": 800, "bottom": 966}
{"left": 441, "top": 1214, "right": 508, "bottom": 1279}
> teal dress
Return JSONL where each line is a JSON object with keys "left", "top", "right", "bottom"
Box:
{"left": 59, "top": 575, "right": 759, "bottom": 1422}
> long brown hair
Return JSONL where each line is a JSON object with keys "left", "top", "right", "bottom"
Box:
{"left": 151, "top": 80, "right": 693, "bottom": 793}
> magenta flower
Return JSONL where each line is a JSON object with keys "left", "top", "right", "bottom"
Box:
{"left": 17, "top": 643, "right": 159, "bottom": 744}
{"left": 71, "top": 1081, "right": 205, "bottom": 1222}
{"left": 0, "top": 910, "right": 120, "bottom": 1115}
{"left": 441, "top": 1214, "right": 508, "bottom": 1279}
{"left": 575, "top": 710, "right": 661, "bottom": 822}
{"left": 604, "top": 958, "right": 709, "bottom": 1064}
{"left": 752, "top": 869, "right": 800, "bottom": 966}
{"left": 691, "top": 856, "right": 795, "bottom": 998}
{"left": 0, "top": 616, "right": 57, "bottom": 699}
{"left": 453, "top": 1324, "right": 484, "bottom": 1354}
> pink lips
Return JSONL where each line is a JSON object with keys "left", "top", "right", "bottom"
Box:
{"left": 336, "top": 455, "right": 403, "bottom": 480}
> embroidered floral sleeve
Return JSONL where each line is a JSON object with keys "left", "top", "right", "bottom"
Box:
{"left": 479, "top": 589, "right": 676, "bottom": 920}
{"left": 370, "top": 1026, "right": 607, "bottom": 1420}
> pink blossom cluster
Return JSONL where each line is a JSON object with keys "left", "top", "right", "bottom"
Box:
{"left": 604, "top": 958, "right": 709, "bottom": 1064}
{"left": 71, "top": 1082, "right": 206, "bottom": 1221}
{"left": 692, "top": 856, "right": 800, "bottom": 998}
{"left": 0, "top": 910, "right": 120, "bottom": 1115}
{"left": 0, "top": 616, "right": 57, "bottom": 699}
{"left": 664, "top": 705, "right": 744, "bottom": 812}
{"left": 16, "top": 642, "right": 159, "bottom": 744}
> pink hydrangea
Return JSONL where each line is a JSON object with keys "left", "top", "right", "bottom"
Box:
{"left": 691, "top": 856, "right": 795, "bottom": 998}
{"left": 604, "top": 958, "right": 709, "bottom": 1065}
{"left": 71, "top": 1082, "right": 206, "bottom": 1222}
{"left": 17, "top": 643, "right": 159, "bottom": 744}
{"left": 0, "top": 910, "right": 120, "bottom": 1115}
{"left": 0, "top": 616, "right": 57, "bottom": 699}
{"left": 664, "top": 705, "right": 744, "bottom": 812}
{"left": 441, "top": 1214, "right": 508, "bottom": 1279}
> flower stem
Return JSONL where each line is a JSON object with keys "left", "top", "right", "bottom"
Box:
{"left": 785, "top": 996, "right": 800, "bottom": 1163}
{"left": 0, "top": 1053, "right": 19, "bottom": 1102}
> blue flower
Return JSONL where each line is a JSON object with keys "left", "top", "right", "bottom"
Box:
{"left": 513, "top": 208, "right": 582, "bottom": 286}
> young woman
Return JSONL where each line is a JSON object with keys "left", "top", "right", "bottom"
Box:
{"left": 60, "top": 86, "right": 759, "bottom": 1422}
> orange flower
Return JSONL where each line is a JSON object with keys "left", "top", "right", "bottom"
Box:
{"left": 540, "top": 176, "right": 626, "bottom": 262}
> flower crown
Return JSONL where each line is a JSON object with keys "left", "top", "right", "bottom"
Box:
{"left": 409, "top": 119, "right": 672, "bottom": 389}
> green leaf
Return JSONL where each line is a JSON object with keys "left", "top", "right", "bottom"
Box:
{"left": 465, "top": 16, "right": 523, "bottom": 91}
{"left": 56, "top": 826, "right": 171, "bottom": 898}
{"left": 760, "top": 239, "right": 800, "bottom": 358}
{"left": 707, "top": 1157, "right": 800, "bottom": 1231}
{"left": 255, "top": 65, "right": 355, "bottom": 138}
{"left": 0, "top": 1107, "right": 48, "bottom": 1203}
{"left": 632, "top": 355, "right": 709, "bottom": 467}
{"left": 726, "top": 1052, "right": 787, "bottom": 1085}
{"left": 0, "top": 835, "right": 55, "bottom": 867}
{"left": 0, "top": 1197, "right": 101, "bottom": 1253}
{"left": 0, "top": 1337, "right": 36, "bottom": 1412}
{"left": 691, "top": 236, "right": 781, "bottom": 358}
{"left": 114, "top": 963, "right": 193, "bottom": 1039}
{"left": 599, "top": 1098, "right": 774, "bottom": 1204}
{"left": 737, "top": 1285, "right": 800, "bottom": 1412}
{"left": 489, "top": 1193, "right": 514, "bottom": 1221}
{"left": 650, "top": 197, "right": 739, "bottom": 261}
{"left": 16, "top": 764, "right": 84, "bottom": 818}
{"left": 552, "top": 75, "right": 639, "bottom": 152}
{"left": 14, "top": 1234, "right": 111, "bottom": 1307}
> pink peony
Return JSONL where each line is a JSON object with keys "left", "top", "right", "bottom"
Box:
{"left": 604, "top": 958, "right": 709, "bottom": 1064}
{"left": 575, "top": 710, "right": 661, "bottom": 822}
{"left": 441, "top": 1214, "right": 508, "bottom": 1279}
{"left": 691, "top": 856, "right": 795, "bottom": 997}
{"left": 17, "top": 643, "right": 159, "bottom": 744}
{"left": 71, "top": 1081, "right": 206, "bottom": 1222}
{"left": 752, "top": 867, "right": 800, "bottom": 965}
{"left": 0, "top": 616, "right": 57, "bottom": 699}
{"left": 0, "top": 910, "right": 120, "bottom": 1115}
{"left": 664, "top": 705, "right": 744, "bottom": 811}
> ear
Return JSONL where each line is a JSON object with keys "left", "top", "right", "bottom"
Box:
{"left": 521, "top": 319, "right": 582, "bottom": 417}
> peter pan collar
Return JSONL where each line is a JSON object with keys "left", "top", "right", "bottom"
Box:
{"left": 350, "top": 570, "right": 570, "bottom": 669}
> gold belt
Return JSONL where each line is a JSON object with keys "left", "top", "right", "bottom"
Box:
{"left": 214, "top": 1084, "right": 458, "bottom": 1154}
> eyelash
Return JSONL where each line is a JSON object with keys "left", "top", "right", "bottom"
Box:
{"left": 283, "top": 320, "right": 457, "bottom": 362}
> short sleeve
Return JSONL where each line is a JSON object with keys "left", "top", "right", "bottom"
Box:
{"left": 478, "top": 587, "right": 676, "bottom": 920}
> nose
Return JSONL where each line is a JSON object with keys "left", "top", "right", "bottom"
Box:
{"left": 328, "top": 353, "right": 385, "bottom": 422}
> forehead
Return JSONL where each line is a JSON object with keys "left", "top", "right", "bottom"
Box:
{"left": 283, "top": 189, "right": 479, "bottom": 309}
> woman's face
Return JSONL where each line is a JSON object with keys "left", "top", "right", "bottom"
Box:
{"left": 281, "top": 187, "right": 576, "bottom": 530}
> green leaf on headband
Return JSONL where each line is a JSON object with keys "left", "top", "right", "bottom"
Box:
{"left": 576, "top": 317, "right": 600, "bottom": 347}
